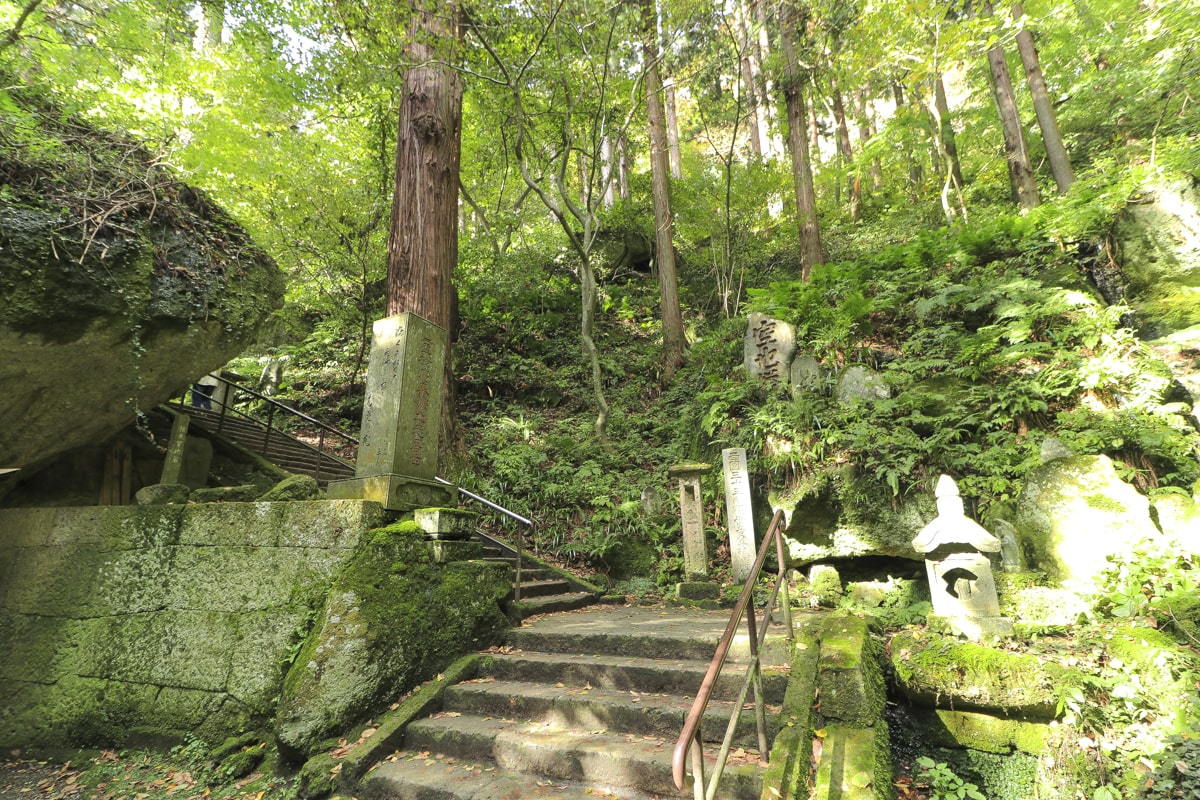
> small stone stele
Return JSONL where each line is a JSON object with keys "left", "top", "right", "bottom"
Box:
{"left": 668, "top": 461, "right": 712, "bottom": 580}
{"left": 913, "top": 475, "right": 1013, "bottom": 641}
{"left": 744, "top": 313, "right": 796, "bottom": 385}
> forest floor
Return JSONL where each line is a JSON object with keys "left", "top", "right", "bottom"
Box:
{"left": 0, "top": 750, "right": 302, "bottom": 800}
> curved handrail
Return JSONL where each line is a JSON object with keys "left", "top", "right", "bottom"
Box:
{"left": 672, "top": 508, "right": 792, "bottom": 798}
{"left": 437, "top": 477, "right": 532, "bottom": 601}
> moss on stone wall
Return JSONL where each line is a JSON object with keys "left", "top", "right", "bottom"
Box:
{"left": 274, "top": 520, "right": 512, "bottom": 760}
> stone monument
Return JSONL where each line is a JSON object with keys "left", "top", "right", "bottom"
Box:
{"left": 722, "top": 448, "right": 757, "bottom": 581}
{"left": 328, "top": 313, "right": 457, "bottom": 511}
{"left": 744, "top": 313, "right": 796, "bottom": 385}
{"left": 913, "top": 475, "right": 1013, "bottom": 641}
{"left": 668, "top": 462, "right": 719, "bottom": 601}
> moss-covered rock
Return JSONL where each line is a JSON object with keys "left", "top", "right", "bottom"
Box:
{"left": 914, "top": 707, "right": 1050, "bottom": 754}
{"left": 889, "top": 630, "right": 1069, "bottom": 719}
{"left": 1014, "top": 454, "right": 1160, "bottom": 589}
{"left": 273, "top": 522, "right": 512, "bottom": 760}
{"left": 816, "top": 615, "right": 885, "bottom": 727}
{"left": 260, "top": 475, "right": 320, "bottom": 502}
{"left": 0, "top": 81, "right": 283, "bottom": 470}
{"left": 776, "top": 466, "right": 930, "bottom": 566}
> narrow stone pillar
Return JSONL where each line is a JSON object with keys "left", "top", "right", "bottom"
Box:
{"left": 668, "top": 462, "right": 712, "bottom": 580}
{"left": 160, "top": 414, "right": 190, "bottom": 485}
{"left": 722, "top": 448, "right": 757, "bottom": 581}
{"left": 327, "top": 313, "right": 456, "bottom": 510}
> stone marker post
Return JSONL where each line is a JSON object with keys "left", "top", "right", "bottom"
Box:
{"left": 722, "top": 448, "right": 757, "bottom": 581}
{"left": 668, "top": 462, "right": 712, "bottom": 580}
{"left": 328, "top": 313, "right": 456, "bottom": 511}
{"left": 160, "top": 413, "right": 190, "bottom": 485}
{"left": 913, "top": 475, "right": 1013, "bottom": 641}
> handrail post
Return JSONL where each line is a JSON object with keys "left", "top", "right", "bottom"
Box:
{"left": 316, "top": 430, "right": 326, "bottom": 485}
{"left": 263, "top": 403, "right": 276, "bottom": 456}
{"left": 690, "top": 729, "right": 705, "bottom": 800}
{"left": 515, "top": 522, "right": 526, "bottom": 602}
{"left": 216, "top": 383, "right": 229, "bottom": 435}
{"left": 775, "top": 527, "right": 793, "bottom": 639}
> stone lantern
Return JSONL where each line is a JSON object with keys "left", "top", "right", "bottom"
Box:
{"left": 912, "top": 475, "right": 1013, "bottom": 640}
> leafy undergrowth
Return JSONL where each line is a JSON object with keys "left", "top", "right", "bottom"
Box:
{"left": 0, "top": 744, "right": 301, "bottom": 800}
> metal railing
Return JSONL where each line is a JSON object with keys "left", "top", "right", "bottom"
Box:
{"left": 437, "top": 478, "right": 532, "bottom": 601}
{"left": 182, "top": 375, "right": 534, "bottom": 599}
{"left": 672, "top": 509, "right": 793, "bottom": 800}
{"left": 178, "top": 375, "right": 357, "bottom": 485}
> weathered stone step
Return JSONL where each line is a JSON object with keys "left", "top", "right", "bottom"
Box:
{"left": 483, "top": 651, "right": 788, "bottom": 703}
{"left": 443, "top": 679, "right": 774, "bottom": 746}
{"left": 360, "top": 751, "right": 671, "bottom": 800}
{"left": 506, "top": 624, "right": 765, "bottom": 663}
{"left": 511, "top": 579, "right": 573, "bottom": 599}
{"left": 401, "top": 714, "right": 762, "bottom": 799}
{"left": 508, "top": 593, "right": 597, "bottom": 618}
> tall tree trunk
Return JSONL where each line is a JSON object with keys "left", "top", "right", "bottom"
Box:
{"left": 855, "top": 88, "right": 881, "bottom": 192}
{"left": 986, "top": 42, "right": 1040, "bottom": 210}
{"left": 601, "top": 135, "right": 616, "bottom": 208}
{"left": 752, "top": 0, "right": 782, "bottom": 157}
{"left": 642, "top": 0, "right": 686, "bottom": 377}
{"left": 829, "top": 71, "right": 859, "bottom": 220}
{"left": 933, "top": 76, "right": 965, "bottom": 194}
{"left": 893, "top": 80, "right": 923, "bottom": 196}
{"left": 197, "top": 0, "right": 224, "bottom": 47}
{"left": 664, "top": 79, "right": 683, "bottom": 179}
{"left": 617, "top": 134, "right": 631, "bottom": 199}
{"left": 734, "top": 1, "right": 764, "bottom": 158}
{"left": 779, "top": 0, "right": 823, "bottom": 279}
{"left": 1013, "top": 2, "right": 1073, "bottom": 193}
{"left": 387, "top": 0, "right": 463, "bottom": 462}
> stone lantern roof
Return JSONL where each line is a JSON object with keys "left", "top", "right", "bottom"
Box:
{"left": 912, "top": 475, "right": 1001, "bottom": 555}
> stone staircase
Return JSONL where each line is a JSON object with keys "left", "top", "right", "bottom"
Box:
{"left": 359, "top": 606, "right": 788, "bottom": 800}
{"left": 477, "top": 533, "right": 601, "bottom": 620}
{"left": 174, "top": 405, "right": 356, "bottom": 487}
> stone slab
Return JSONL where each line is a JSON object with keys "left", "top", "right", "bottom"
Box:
{"left": 744, "top": 313, "right": 796, "bottom": 384}
{"left": 355, "top": 313, "right": 447, "bottom": 481}
{"left": 722, "top": 448, "right": 757, "bottom": 581}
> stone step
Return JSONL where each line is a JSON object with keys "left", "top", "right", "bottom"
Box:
{"left": 506, "top": 624, "right": 762, "bottom": 663}
{"left": 511, "top": 579, "right": 573, "bottom": 599}
{"left": 483, "top": 651, "right": 788, "bottom": 704}
{"left": 360, "top": 753, "right": 671, "bottom": 800}
{"left": 399, "top": 714, "right": 762, "bottom": 799}
{"left": 443, "top": 679, "right": 774, "bottom": 747}
{"left": 508, "top": 593, "right": 598, "bottom": 619}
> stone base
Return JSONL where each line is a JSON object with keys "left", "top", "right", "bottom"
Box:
{"left": 929, "top": 614, "right": 1015, "bottom": 642}
{"left": 415, "top": 507, "right": 477, "bottom": 540}
{"left": 426, "top": 540, "right": 484, "bottom": 564}
{"left": 676, "top": 581, "right": 721, "bottom": 601}
{"left": 327, "top": 474, "right": 457, "bottom": 512}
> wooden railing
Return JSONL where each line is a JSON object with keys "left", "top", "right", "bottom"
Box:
{"left": 672, "top": 509, "right": 793, "bottom": 800}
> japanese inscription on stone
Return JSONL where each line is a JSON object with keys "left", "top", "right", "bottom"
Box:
{"left": 743, "top": 313, "right": 796, "bottom": 385}
{"left": 722, "top": 448, "right": 757, "bottom": 581}
{"left": 354, "top": 313, "right": 446, "bottom": 482}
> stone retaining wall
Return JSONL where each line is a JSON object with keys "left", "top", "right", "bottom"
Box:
{"left": 0, "top": 500, "right": 385, "bottom": 748}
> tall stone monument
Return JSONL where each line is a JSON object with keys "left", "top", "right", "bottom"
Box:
{"left": 328, "top": 313, "right": 456, "bottom": 511}
{"left": 722, "top": 448, "right": 757, "bottom": 581}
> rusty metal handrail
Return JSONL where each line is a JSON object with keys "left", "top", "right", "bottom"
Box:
{"left": 672, "top": 509, "right": 792, "bottom": 800}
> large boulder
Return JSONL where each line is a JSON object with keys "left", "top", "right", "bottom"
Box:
{"left": 1013, "top": 454, "right": 1160, "bottom": 589}
{"left": 1112, "top": 175, "right": 1200, "bottom": 339}
{"left": 274, "top": 521, "right": 511, "bottom": 760}
{"left": 777, "top": 467, "right": 929, "bottom": 566}
{"left": 0, "top": 83, "right": 283, "bottom": 469}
